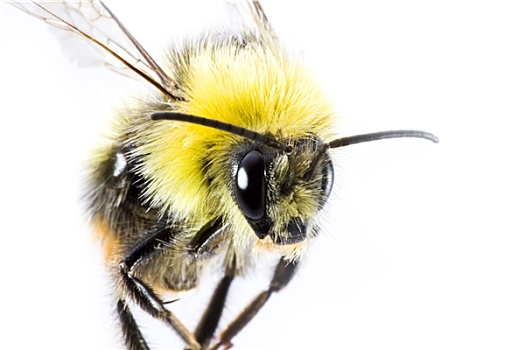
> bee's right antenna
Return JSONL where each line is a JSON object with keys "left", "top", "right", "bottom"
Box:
{"left": 306, "top": 130, "right": 438, "bottom": 180}
{"left": 328, "top": 130, "right": 439, "bottom": 149}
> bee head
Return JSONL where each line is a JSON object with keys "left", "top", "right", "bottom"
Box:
{"left": 232, "top": 137, "right": 333, "bottom": 245}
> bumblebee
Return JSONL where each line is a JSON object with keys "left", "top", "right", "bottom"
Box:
{"left": 11, "top": 1, "right": 438, "bottom": 349}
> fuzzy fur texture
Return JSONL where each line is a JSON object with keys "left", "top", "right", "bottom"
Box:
{"left": 109, "top": 32, "right": 336, "bottom": 262}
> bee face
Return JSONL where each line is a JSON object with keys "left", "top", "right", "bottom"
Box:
{"left": 233, "top": 138, "right": 334, "bottom": 245}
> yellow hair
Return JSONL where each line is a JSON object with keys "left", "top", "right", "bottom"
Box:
{"left": 124, "top": 34, "right": 334, "bottom": 252}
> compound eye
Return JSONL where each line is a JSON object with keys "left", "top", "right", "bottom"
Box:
{"left": 235, "top": 150, "right": 265, "bottom": 220}
{"left": 322, "top": 157, "right": 334, "bottom": 201}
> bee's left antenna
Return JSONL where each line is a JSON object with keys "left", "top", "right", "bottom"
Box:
{"left": 151, "top": 112, "right": 292, "bottom": 153}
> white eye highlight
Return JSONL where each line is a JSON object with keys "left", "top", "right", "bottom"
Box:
{"left": 237, "top": 167, "right": 248, "bottom": 190}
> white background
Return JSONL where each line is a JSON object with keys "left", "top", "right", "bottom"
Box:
{"left": 1, "top": 1, "right": 524, "bottom": 349}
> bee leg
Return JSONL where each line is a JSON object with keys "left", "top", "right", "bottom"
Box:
{"left": 211, "top": 257, "right": 298, "bottom": 350}
{"left": 192, "top": 257, "right": 237, "bottom": 348}
{"left": 116, "top": 299, "right": 149, "bottom": 350}
{"left": 118, "top": 224, "right": 200, "bottom": 350}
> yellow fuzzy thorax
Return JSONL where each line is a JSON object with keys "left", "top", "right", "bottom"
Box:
{"left": 135, "top": 36, "right": 335, "bottom": 234}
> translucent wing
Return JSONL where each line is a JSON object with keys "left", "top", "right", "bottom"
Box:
{"left": 10, "top": 1, "right": 183, "bottom": 101}
{"left": 246, "top": 0, "right": 274, "bottom": 34}
{"left": 225, "top": 0, "right": 275, "bottom": 36}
